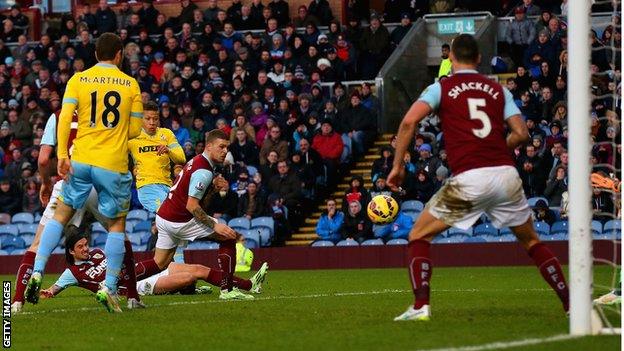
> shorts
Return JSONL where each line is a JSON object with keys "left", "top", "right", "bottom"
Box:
{"left": 136, "top": 268, "right": 169, "bottom": 296}
{"left": 426, "top": 165, "right": 531, "bottom": 230}
{"left": 41, "top": 180, "right": 105, "bottom": 227}
{"left": 137, "top": 184, "right": 170, "bottom": 213}
{"left": 60, "top": 161, "right": 132, "bottom": 218}
{"left": 155, "top": 215, "right": 215, "bottom": 250}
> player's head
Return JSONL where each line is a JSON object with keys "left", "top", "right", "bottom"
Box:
{"left": 65, "top": 229, "right": 90, "bottom": 265}
{"left": 450, "top": 34, "right": 480, "bottom": 68}
{"left": 143, "top": 101, "right": 160, "bottom": 134}
{"left": 95, "top": 32, "right": 124, "bottom": 67}
{"left": 205, "top": 129, "right": 229, "bottom": 164}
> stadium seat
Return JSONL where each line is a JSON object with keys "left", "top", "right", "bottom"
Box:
{"left": 499, "top": 227, "right": 513, "bottom": 236}
{"left": 125, "top": 222, "right": 135, "bottom": 234}
{"left": 18, "top": 223, "right": 38, "bottom": 236}
{"left": 127, "top": 233, "right": 141, "bottom": 246}
{"left": 479, "top": 213, "right": 491, "bottom": 223}
{"left": 34, "top": 213, "right": 42, "bottom": 222}
{"left": 527, "top": 197, "right": 549, "bottom": 207}
{"left": 52, "top": 247, "right": 64, "bottom": 254}
{"left": 447, "top": 227, "right": 473, "bottom": 237}
{"left": 473, "top": 223, "right": 498, "bottom": 237}
{"left": 437, "top": 236, "right": 468, "bottom": 244}
{"left": 91, "top": 222, "right": 107, "bottom": 236}
{"left": 464, "top": 236, "right": 486, "bottom": 243}
{"left": 147, "top": 212, "right": 156, "bottom": 220}
{"left": 402, "top": 210, "right": 421, "bottom": 222}
{"left": 498, "top": 234, "right": 516, "bottom": 242}
{"left": 0, "top": 250, "right": 8, "bottom": 255}
{"left": 361, "top": 239, "right": 384, "bottom": 246}
{"left": 533, "top": 222, "right": 550, "bottom": 236}
{"left": 251, "top": 216, "right": 275, "bottom": 234}
{"left": 127, "top": 209, "right": 148, "bottom": 225}
{"left": 132, "top": 245, "right": 147, "bottom": 252}
{"left": 602, "top": 220, "right": 622, "bottom": 238}
{"left": 187, "top": 241, "right": 218, "bottom": 250}
{"left": 229, "top": 217, "right": 251, "bottom": 231}
{"left": 2, "top": 236, "right": 25, "bottom": 251}
{"left": 591, "top": 220, "right": 603, "bottom": 236}
{"left": 550, "top": 221, "right": 569, "bottom": 235}
{"left": 0, "top": 224, "right": 19, "bottom": 237}
{"left": 336, "top": 239, "right": 359, "bottom": 247}
{"left": 372, "top": 224, "right": 389, "bottom": 238}
{"left": 133, "top": 220, "right": 152, "bottom": 233}
{"left": 217, "top": 218, "right": 227, "bottom": 224}
{"left": 386, "top": 238, "right": 408, "bottom": 245}
{"left": 481, "top": 235, "right": 500, "bottom": 243}
{"left": 311, "top": 240, "right": 334, "bottom": 247}
{"left": 0, "top": 213, "right": 10, "bottom": 224}
{"left": 93, "top": 234, "right": 107, "bottom": 247}
{"left": 241, "top": 229, "right": 260, "bottom": 248}
{"left": 401, "top": 200, "right": 424, "bottom": 212}
{"left": 254, "top": 227, "right": 272, "bottom": 247}
{"left": 12, "top": 212, "right": 34, "bottom": 224}
{"left": 133, "top": 231, "right": 152, "bottom": 245}
{"left": 21, "top": 234, "right": 34, "bottom": 247}
{"left": 550, "top": 233, "right": 568, "bottom": 241}
{"left": 10, "top": 248, "right": 25, "bottom": 255}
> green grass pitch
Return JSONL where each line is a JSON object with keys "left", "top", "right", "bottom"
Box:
{"left": 6, "top": 266, "right": 621, "bottom": 350}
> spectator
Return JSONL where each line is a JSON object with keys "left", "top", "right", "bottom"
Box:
{"left": 293, "top": 5, "right": 320, "bottom": 28}
{"left": 592, "top": 186, "right": 615, "bottom": 222}
{"left": 95, "top": 0, "right": 117, "bottom": 36}
{"left": 391, "top": 13, "right": 413, "bottom": 49}
{"left": 6, "top": 111, "right": 31, "bottom": 146}
{"left": 369, "top": 175, "right": 393, "bottom": 198}
{"left": 316, "top": 199, "right": 344, "bottom": 242}
{"left": 116, "top": 1, "right": 134, "bottom": 30}
{"left": 342, "top": 175, "right": 370, "bottom": 214}
{"left": 237, "top": 181, "right": 266, "bottom": 219}
{"left": 544, "top": 165, "right": 568, "bottom": 207}
{"left": 259, "top": 125, "right": 289, "bottom": 165}
{"left": 2, "top": 19, "right": 21, "bottom": 43}
{"left": 230, "top": 129, "right": 260, "bottom": 167}
{"left": 518, "top": 145, "right": 547, "bottom": 198}
{"left": 22, "top": 179, "right": 41, "bottom": 214}
{"left": 532, "top": 199, "right": 556, "bottom": 225}
{"left": 171, "top": 118, "right": 191, "bottom": 146}
{"left": 290, "top": 151, "right": 316, "bottom": 200}
{"left": 521, "top": 0, "right": 541, "bottom": 16}
{"left": 374, "top": 211, "right": 414, "bottom": 242}
{"left": 308, "top": 0, "right": 334, "bottom": 26}
{"left": 177, "top": 0, "right": 198, "bottom": 27}
{"left": 77, "top": 4, "right": 97, "bottom": 33}
{"left": 371, "top": 146, "right": 393, "bottom": 182}
{"left": 524, "top": 30, "right": 556, "bottom": 70}
{"left": 259, "top": 150, "right": 279, "bottom": 184}
{"left": 267, "top": 193, "right": 291, "bottom": 246}
{"left": 341, "top": 92, "right": 377, "bottom": 157}
{"left": 359, "top": 15, "right": 390, "bottom": 79}
{"left": 138, "top": 0, "right": 160, "bottom": 35}
{"left": 268, "top": 160, "right": 303, "bottom": 220}
{"left": 230, "top": 114, "right": 256, "bottom": 144}
{"left": 0, "top": 178, "right": 20, "bottom": 215}
{"left": 206, "top": 178, "right": 238, "bottom": 222}
{"left": 506, "top": 7, "right": 536, "bottom": 67}
{"left": 268, "top": 0, "right": 290, "bottom": 27}
{"left": 341, "top": 201, "right": 373, "bottom": 244}
{"left": 8, "top": 5, "right": 28, "bottom": 28}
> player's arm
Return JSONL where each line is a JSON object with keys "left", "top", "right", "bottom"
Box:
{"left": 388, "top": 83, "right": 439, "bottom": 190}
{"left": 165, "top": 130, "right": 186, "bottom": 165}
{"left": 38, "top": 115, "right": 57, "bottom": 206}
{"left": 502, "top": 87, "right": 529, "bottom": 149}
{"left": 40, "top": 269, "right": 78, "bottom": 298}
{"left": 129, "top": 80, "right": 143, "bottom": 139}
{"left": 57, "top": 76, "right": 79, "bottom": 176}
{"left": 186, "top": 169, "right": 237, "bottom": 240}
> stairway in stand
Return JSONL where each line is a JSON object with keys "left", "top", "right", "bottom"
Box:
{"left": 285, "top": 134, "right": 394, "bottom": 246}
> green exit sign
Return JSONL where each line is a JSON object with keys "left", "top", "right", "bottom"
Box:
{"left": 437, "top": 18, "right": 476, "bottom": 34}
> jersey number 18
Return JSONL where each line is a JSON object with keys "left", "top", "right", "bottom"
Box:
{"left": 90, "top": 91, "right": 121, "bottom": 128}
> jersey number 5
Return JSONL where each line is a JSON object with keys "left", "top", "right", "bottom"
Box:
{"left": 467, "top": 98, "right": 492, "bottom": 139}
{"left": 90, "top": 91, "right": 121, "bottom": 128}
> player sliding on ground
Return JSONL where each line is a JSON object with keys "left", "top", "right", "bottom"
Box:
{"left": 387, "top": 34, "right": 569, "bottom": 321}
{"left": 26, "top": 32, "right": 144, "bottom": 313}
{"left": 38, "top": 232, "right": 268, "bottom": 299}
{"left": 154, "top": 129, "right": 260, "bottom": 300}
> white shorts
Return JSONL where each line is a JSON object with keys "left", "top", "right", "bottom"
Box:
{"left": 40, "top": 181, "right": 104, "bottom": 227}
{"left": 426, "top": 165, "right": 531, "bottom": 230}
{"left": 136, "top": 268, "right": 170, "bottom": 296}
{"left": 155, "top": 215, "right": 215, "bottom": 249}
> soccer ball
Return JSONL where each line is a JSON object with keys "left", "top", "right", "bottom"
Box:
{"left": 367, "top": 195, "right": 399, "bottom": 224}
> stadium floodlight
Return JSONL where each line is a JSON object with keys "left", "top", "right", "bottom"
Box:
{"left": 567, "top": 0, "right": 595, "bottom": 336}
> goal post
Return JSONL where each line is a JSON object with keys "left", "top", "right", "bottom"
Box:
{"left": 567, "top": 0, "right": 594, "bottom": 336}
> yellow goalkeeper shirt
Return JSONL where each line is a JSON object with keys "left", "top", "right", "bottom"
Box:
{"left": 58, "top": 63, "right": 143, "bottom": 173}
{"left": 128, "top": 127, "right": 186, "bottom": 189}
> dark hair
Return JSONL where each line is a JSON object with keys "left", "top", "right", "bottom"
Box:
{"left": 442, "top": 43, "right": 450, "bottom": 50}
{"left": 143, "top": 101, "right": 159, "bottom": 112}
{"left": 205, "top": 129, "right": 228, "bottom": 143}
{"left": 95, "top": 33, "right": 123, "bottom": 61}
{"left": 451, "top": 34, "right": 479, "bottom": 64}
{"left": 64, "top": 226, "right": 88, "bottom": 265}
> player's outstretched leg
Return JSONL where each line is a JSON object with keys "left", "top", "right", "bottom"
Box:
{"left": 511, "top": 220, "right": 569, "bottom": 312}
{"left": 96, "top": 231, "right": 126, "bottom": 313}
{"left": 215, "top": 240, "right": 255, "bottom": 300}
{"left": 250, "top": 262, "right": 269, "bottom": 294}
{"left": 123, "top": 240, "right": 145, "bottom": 309}
{"left": 11, "top": 250, "right": 36, "bottom": 313}
{"left": 26, "top": 219, "right": 65, "bottom": 304}
{"left": 395, "top": 210, "right": 448, "bottom": 321}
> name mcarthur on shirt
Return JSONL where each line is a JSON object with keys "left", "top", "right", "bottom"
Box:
{"left": 79, "top": 76, "right": 132, "bottom": 87}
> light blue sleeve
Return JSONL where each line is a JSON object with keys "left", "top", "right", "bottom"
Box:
{"left": 417, "top": 82, "right": 442, "bottom": 111}
{"left": 54, "top": 269, "right": 78, "bottom": 290}
{"left": 41, "top": 114, "right": 57, "bottom": 146}
{"left": 503, "top": 87, "right": 521, "bottom": 120}
{"left": 188, "top": 169, "right": 214, "bottom": 199}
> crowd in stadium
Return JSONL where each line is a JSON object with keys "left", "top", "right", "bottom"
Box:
{"left": 0, "top": 0, "right": 618, "bottom": 246}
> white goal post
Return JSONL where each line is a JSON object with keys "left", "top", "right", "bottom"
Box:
{"left": 567, "top": 0, "right": 594, "bottom": 336}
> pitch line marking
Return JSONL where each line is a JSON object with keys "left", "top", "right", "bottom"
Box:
{"left": 414, "top": 333, "right": 583, "bottom": 351}
{"left": 15, "top": 288, "right": 550, "bottom": 316}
